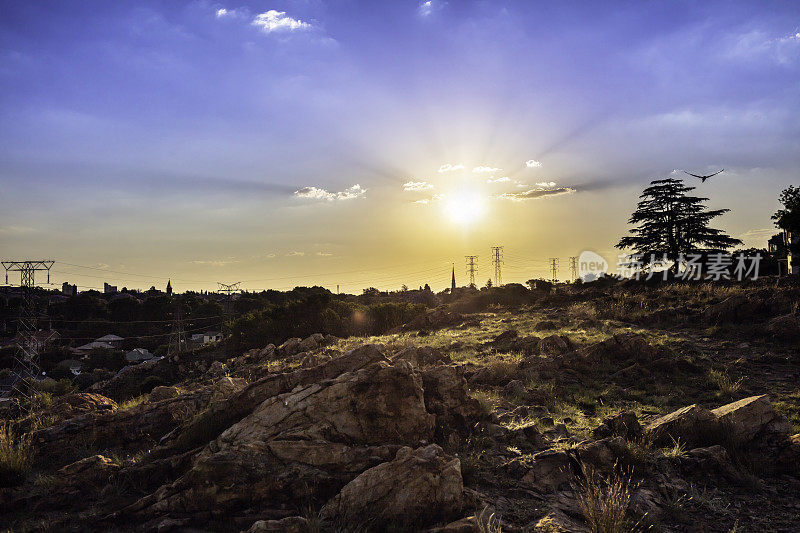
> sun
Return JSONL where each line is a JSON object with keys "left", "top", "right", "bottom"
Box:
{"left": 443, "top": 190, "right": 486, "bottom": 225}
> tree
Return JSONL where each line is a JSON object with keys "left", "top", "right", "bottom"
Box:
{"left": 616, "top": 178, "right": 741, "bottom": 272}
{"left": 772, "top": 186, "right": 800, "bottom": 236}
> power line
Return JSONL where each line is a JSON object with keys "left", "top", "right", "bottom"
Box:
{"left": 491, "top": 246, "right": 503, "bottom": 286}
{"left": 3, "top": 260, "right": 54, "bottom": 287}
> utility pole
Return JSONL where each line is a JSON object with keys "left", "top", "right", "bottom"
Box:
{"left": 217, "top": 282, "right": 241, "bottom": 338}
{"left": 465, "top": 256, "right": 478, "bottom": 287}
{"left": 491, "top": 246, "right": 503, "bottom": 286}
{"left": 569, "top": 256, "right": 578, "bottom": 281}
{"left": 549, "top": 258, "right": 559, "bottom": 282}
{"left": 1, "top": 260, "right": 53, "bottom": 412}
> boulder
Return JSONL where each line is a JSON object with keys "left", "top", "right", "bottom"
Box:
{"left": 521, "top": 449, "right": 573, "bottom": 492}
{"left": 421, "top": 365, "right": 484, "bottom": 434}
{"left": 278, "top": 337, "right": 303, "bottom": 356}
{"left": 711, "top": 395, "right": 791, "bottom": 446}
{"left": 211, "top": 377, "right": 247, "bottom": 402}
{"left": 299, "top": 333, "right": 325, "bottom": 351}
{"left": 125, "top": 357, "right": 436, "bottom": 518}
{"left": 394, "top": 346, "right": 452, "bottom": 367}
{"left": 592, "top": 410, "right": 642, "bottom": 440}
{"left": 207, "top": 360, "right": 228, "bottom": 378}
{"left": 534, "top": 320, "right": 558, "bottom": 331}
{"left": 644, "top": 404, "right": 716, "bottom": 447}
{"left": 538, "top": 335, "right": 570, "bottom": 356}
{"left": 56, "top": 454, "right": 120, "bottom": 488}
{"left": 245, "top": 517, "right": 310, "bottom": 533}
{"left": 319, "top": 444, "right": 463, "bottom": 531}
{"left": 582, "top": 333, "right": 659, "bottom": 363}
{"left": 49, "top": 393, "right": 117, "bottom": 420}
{"left": 503, "top": 379, "right": 528, "bottom": 399}
{"left": 766, "top": 314, "right": 800, "bottom": 340}
{"left": 149, "top": 386, "right": 180, "bottom": 402}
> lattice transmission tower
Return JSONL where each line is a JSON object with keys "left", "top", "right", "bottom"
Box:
{"left": 491, "top": 246, "right": 503, "bottom": 286}
{"left": 465, "top": 256, "right": 478, "bottom": 287}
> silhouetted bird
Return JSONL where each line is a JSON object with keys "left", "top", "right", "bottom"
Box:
{"left": 683, "top": 169, "right": 724, "bottom": 182}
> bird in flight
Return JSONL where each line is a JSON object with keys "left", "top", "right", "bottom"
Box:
{"left": 683, "top": 169, "right": 724, "bottom": 182}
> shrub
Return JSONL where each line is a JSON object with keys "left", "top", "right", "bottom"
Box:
{"left": 575, "top": 466, "right": 636, "bottom": 533}
{"left": 0, "top": 423, "right": 33, "bottom": 487}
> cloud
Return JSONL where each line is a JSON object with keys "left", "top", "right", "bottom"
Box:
{"left": 0, "top": 225, "right": 36, "bottom": 235}
{"left": 496, "top": 187, "right": 575, "bottom": 201}
{"left": 535, "top": 181, "right": 557, "bottom": 187}
{"left": 413, "top": 194, "right": 442, "bottom": 205}
{"left": 438, "top": 163, "right": 464, "bottom": 173}
{"left": 252, "top": 10, "right": 311, "bottom": 33}
{"left": 525, "top": 160, "right": 542, "bottom": 168}
{"left": 403, "top": 180, "right": 434, "bottom": 191}
{"left": 486, "top": 176, "right": 511, "bottom": 183}
{"left": 316, "top": 251, "right": 333, "bottom": 257}
{"left": 737, "top": 228, "right": 779, "bottom": 248}
{"left": 216, "top": 8, "right": 229, "bottom": 18}
{"left": 287, "top": 251, "right": 305, "bottom": 256}
{"left": 418, "top": 1, "right": 444, "bottom": 17}
{"left": 294, "top": 184, "right": 367, "bottom": 201}
{"left": 190, "top": 259, "right": 239, "bottom": 266}
{"left": 473, "top": 166, "right": 501, "bottom": 174}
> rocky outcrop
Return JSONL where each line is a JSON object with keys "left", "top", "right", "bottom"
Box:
{"left": 48, "top": 393, "right": 117, "bottom": 420}
{"left": 711, "top": 395, "right": 791, "bottom": 446}
{"left": 149, "top": 386, "right": 180, "bottom": 402}
{"left": 319, "top": 444, "right": 463, "bottom": 532}
{"left": 645, "top": 404, "right": 717, "bottom": 447}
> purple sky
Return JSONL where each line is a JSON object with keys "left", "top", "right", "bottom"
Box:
{"left": 1, "top": 1, "right": 798, "bottom": 291}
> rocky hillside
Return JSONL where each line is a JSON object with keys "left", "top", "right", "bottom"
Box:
{"left": 2, "top": 282, "right": 799, "bottom": 532}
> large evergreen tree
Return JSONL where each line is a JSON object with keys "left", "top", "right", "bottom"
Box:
{"left": 616, "top": 178, "right": 742, "bottom": 271}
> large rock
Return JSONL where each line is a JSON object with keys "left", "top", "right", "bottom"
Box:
{"left": 149, "top": 386, "right": 180, "bottom": 402}
{"left": 421, "top": 365, "right": 485, "bottom": 435}
{"left": 711, "top": 395, "right": 791, "bottom": 446}
{"left": 56, "top": 454, "right": 120, "bottom": 488}
{"left": 644, "top": 404, "right": 716, "bottom": 447}
{"left": 48, "top": 393, "right": 117, "bottom": 420}
{"left": 299, "top": 333, "right": 325, "bottom": 351}
{"left": 124, "top": 358, "right": 436, "bottom": 519}
{"left": 278, "top": 337, "right": 303, "bottom": 356}
{"left": 592, "top": 410, "right": 642, "bottom": 440}
{"left": 319, "top": 444, "right": 463, "bottom": 532}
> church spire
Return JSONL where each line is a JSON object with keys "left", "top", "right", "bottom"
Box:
{"left": 166, "top": 279, "right": 172, "bottom": 296}
{"left": 451, "top": 264, "right": 456, "bottom": 295}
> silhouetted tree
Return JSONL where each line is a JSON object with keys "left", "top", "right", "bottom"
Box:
{"left": 773, "top": 186, "right": 800, "bottom": 236}
{"left": 616, "top": 178, "right": 741, "bottom": 272}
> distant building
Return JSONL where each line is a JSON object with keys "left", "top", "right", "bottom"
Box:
{"left": 125, "top": 348, "right": 155, "bottom": 363}
{"left": 58, "top": 359, "right": 83, "bottom": 375}
{"left": 95, "top": 334, "right": 124, "bottom": 348}
{"left": 191, "top": 331, "right": 223, "bottom": 345}
{"left": 75, "top": 341, "right": 115, "bottom": 354}
{"left": 104, "top": 282, "right": 118, "bottom": 294}
{"left": 62, "top": 282, "right": 77, "bottom": 296}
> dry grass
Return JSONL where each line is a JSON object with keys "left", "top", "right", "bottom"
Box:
{"left": 0, "top": 423, "right": 33, "bottom": 487}
{"left": 477, "top": 506, "right": 503, "bottom": 533}
{"left": 707, "top": 369, "right": 743, "bottom": 396}
{"left": 575, "top": 466, "right": 637, "bottom": 533}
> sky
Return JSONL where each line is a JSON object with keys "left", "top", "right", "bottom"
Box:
{"left": 1, "top": 0, "right": 798, "bottom": 293}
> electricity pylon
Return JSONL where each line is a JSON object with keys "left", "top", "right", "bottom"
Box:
{"left": 465, "top": 256, "right": 478, "bottom": 287}
{"left": 491, "top": 246, "right": 503, "bottom": 286}
{"left": 2, "top": 260, "right": 54, "bottom": 287}
{"left": 549, "top": 258, "right": 559, "bottom": 282}
{"left": 569, "top": 256, "right": 578, "bottom": 281}
{"left": 217, "top": 282, "right": 241, "bottom": 337}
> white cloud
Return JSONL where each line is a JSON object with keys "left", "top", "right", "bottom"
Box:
{"left": 252, "top": 10, "right": 311, "bottom": 33}
{"left": 190, "top": 259, "right": 239, "bottom": 266}
{"left": 473, "top": 166, "right": 501, "bottom": 174}
{"left": 418, "top": 1, "right": 443, "bottom": 17}
{"left": 496, "top": 187, "right": 575, "bottom": 201}
{"left": 287, "top": 251, "right": 305, "bottom": 257}
{"left": 294, "top": 184, "right": 367, "bottom": 201}
{"left": 486, "top": 176, "right": 511, "bottom": 183}
{"left": 525, "top": 160, "right": 542, "bottom": 168}
{"left": 316, "top": 251, "right": 333, "bottom": 257}
{"left": 535, "top": 181, "right": 557, "bottom": 187}
{"left": 403, "top": 180, "right": 434, "bottom": 191}
{"left": 438, "top": 163, "right": 464, "bottom": 173}
{"left": 413, "top": 194, "right": 442, "bottom": 205}
{"left": 216, "top": 8, "right": 228, "bottom": 18}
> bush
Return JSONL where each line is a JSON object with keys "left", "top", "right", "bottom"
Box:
{"left": 0, "top": 424, "right": 33, "bottom": 487}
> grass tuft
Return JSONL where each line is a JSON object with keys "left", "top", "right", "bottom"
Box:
{"left": 575, "top": 466, "right": 637, "bottom": 533}
{"left": 0, "top": 423, "right": 33, "bottom": 487}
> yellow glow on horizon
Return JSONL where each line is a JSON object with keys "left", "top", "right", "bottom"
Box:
{"left": 443, "top": 190, "right": 486, "bottom": 226}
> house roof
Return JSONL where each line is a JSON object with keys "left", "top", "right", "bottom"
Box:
{"left": 96, "top": 334, "right": 124, "bottom": 342}
{"left": 76, "top": 341, "right": 115, "bottom": 351}
{"left": 125, "top": 348, "right": 154, "bottom": 361}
